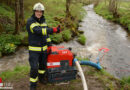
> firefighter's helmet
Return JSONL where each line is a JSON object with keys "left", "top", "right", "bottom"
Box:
{"left": 33, "top": 2, "right": 45, "bottom": 11}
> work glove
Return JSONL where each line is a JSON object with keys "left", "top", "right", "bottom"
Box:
{"left": 53, "top": 25, "right": 61, "bottom": 33}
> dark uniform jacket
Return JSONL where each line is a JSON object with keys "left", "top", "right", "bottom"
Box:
{"left": 26, "top": 14, "right": 53, "bottom": 52}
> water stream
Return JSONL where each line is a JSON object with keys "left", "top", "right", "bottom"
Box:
{"left": 0, "top": 4, "right": 130, "bottom": 79}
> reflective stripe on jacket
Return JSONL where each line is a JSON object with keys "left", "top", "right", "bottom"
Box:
{"left": 26, "top": 14, "right": 53, "bottom": 51}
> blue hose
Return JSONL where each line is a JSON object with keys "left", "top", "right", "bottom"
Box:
{"left": 74, "top": 58, "right": 102, "bottom": 70}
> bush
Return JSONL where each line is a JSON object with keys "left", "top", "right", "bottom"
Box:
{"left": 78, "top": 34, "right": 86, "bottom": 45}
{"left": 50, "top": 33, "right": 63, "bottom": 44}
{"left": 62, "top": 30, "right": 72, "bottom": 41}
{"left": 19, "top": 32, "right": 29, "bottom": 45}
{"left": 0, "top": 34, "right": 21, "bottom": 54}
{"left": 3, "top": 24, "right": 14, "bottom": 33}
{"left": 4, "top": 43, "right": 16, "bottom": 54}
{"left": 0, "top": 3, "right": 14, "bottom": 19}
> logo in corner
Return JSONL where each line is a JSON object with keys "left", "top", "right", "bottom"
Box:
{"left": 0, "top": 77, "right": 3, "bottom": 87}
{"left": 0, "top": 77, "right": 13, "bottom": 89}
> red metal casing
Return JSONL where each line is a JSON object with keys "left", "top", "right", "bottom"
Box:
{"left": 47, "top": 46, "right": 73, "bottom": 69}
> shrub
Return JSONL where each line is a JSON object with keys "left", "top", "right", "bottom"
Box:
{"left": 0, "top": 34, "right": 21, "bottom": 54}
{"left": 62, "top": 30, "right": 72, "bottom": 41}
{"left": 4, "top": 43, "right": 16, "bottom": 54}
{"left": 3, "top": 24, "right": 14, "bottom": 33}
{"left": 78, "top": 34, "right": 86, "bottom": 45}
{"left": 50, "top": 33, "right": 63, "bottom": 44}
{"left": 19, "top": 32, "right": 29, "bottom": 45}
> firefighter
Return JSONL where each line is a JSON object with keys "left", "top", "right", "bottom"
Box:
{"left": 26, "top": 2, "right": 61, "bottom": 90}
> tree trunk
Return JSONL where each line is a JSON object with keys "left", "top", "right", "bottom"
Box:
{"left": 14, "top": 0, "right": 20, "bottom": 35}
{"left": 109, "top": 0, "right": 119, "bottom": 17}
{"left": 94, "top": 0, "right": 100, "bottom": 7}
{"left": 19, "top": 0, "right": 25, "bottom": 27}
{"left": 105, "top": 0, "right": 107, "bottom": 6}
{"left": 66, "top": 0, "right": 71, "bottom": 18}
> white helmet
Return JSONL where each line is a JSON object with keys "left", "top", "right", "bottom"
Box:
{"left": 33, "top": 2, "right": 45, "bottom": 11}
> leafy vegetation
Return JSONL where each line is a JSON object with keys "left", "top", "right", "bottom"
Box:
{"left": 0, "top": 64, "right": 130, "bottom": 89}
{"left": 62, "top": 29, "right": 72, "bottom": 41}
{"left": 94, "top": 0, "right": 130, "bottom": 32}
{"left": 0, "top": 3, "right": 14, "bottom": 19}
{"left": 121, "top": 76, "right": 130, "bottom": 89}
{"left": 78, "top": 34, "right": 86, "bottom": 45}
{"left": 0, "top": 34, "right": 21, "bottom": 55}
{"left": 0, "top": 65, "right": 29, "bottom": 81}
{"left": 0, "top": 0, "right": 87, "bottom": 56}
{"left": 50, "top": 33, "right": 63, "bottom": 44}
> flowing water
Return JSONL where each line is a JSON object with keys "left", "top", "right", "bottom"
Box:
{"left": 0, "top": 4, "right": 130, "bottom": 78}
{"left": 59, "top": 5, "right": 130, "bottom": 78}
{"left": 0, "top": 47, "right": 29, "bottom": 72}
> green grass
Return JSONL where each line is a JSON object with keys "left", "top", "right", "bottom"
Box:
{"left": 0, "top": 65, "right": 29, "bottom": 81}
{"left": 118, "top": 1, "right": 130, "bottom": 31}
{"left": 0, "top": 3, "right": 15, "bottom": 33}
{"left": 62, "top": 29, "right": 72, "bottom": 41}
{"left": 85, "top": 65, "right": 130, "bottom": 90}
{"left": 42, "top": 0, "right": 66, "bottom": 27}
{"left": 85, "top": 66, "right": 121, "bottom": 90}
{"left": 121, "top": 76, "right": 130, "bottom": 89}
{"left": 24, "top": 0, "right": 86, "bottom": 44}
{"left": 75, "top": 56, "right": 89, "bottom": 61}
{"left": 78, "top": 34, "right": 86, "bottom": 45}
{"left": 94, "top": 2, "right": 114, "bottom": 20}
{"left": 0, "top": 0, "right": 86, "bottom": 54}
{"left": 94, "top": 0, "right": 130, "bottom": 32}
{"left": 0, "top": 60, "right": 130, "bottom": 89}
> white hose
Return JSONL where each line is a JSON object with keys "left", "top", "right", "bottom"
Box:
{"left": 75, "top": 59, "right": 88, "bottom": 90}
